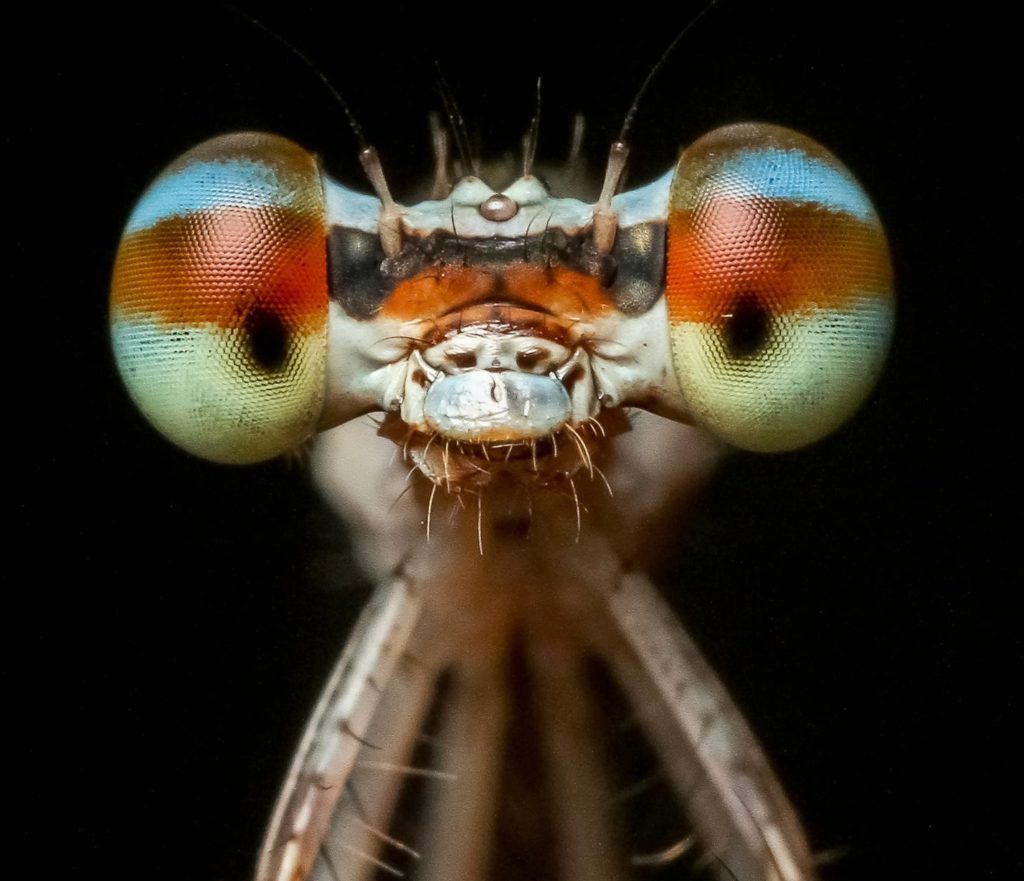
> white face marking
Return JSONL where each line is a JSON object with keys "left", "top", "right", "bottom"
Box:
{"left": 326, "top": 174, "right": 593, "bottom": 238}
{"left": 398, "top": 176, "right": 594, "bottom": 238}
{"left": 317, "top": 162, "right": 689, "bottom": 440}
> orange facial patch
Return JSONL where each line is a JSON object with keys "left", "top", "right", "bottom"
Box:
{"left": 381, "top": 263, "right": 616, "bottom": 322}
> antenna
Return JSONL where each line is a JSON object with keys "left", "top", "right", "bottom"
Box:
{"left": 228, "top": 6, "right": 404, "bottom": 254}
{"left": 435, "top": 62, "right": 476, "bottom": 177}
{"left": 360, "top": 147, "right": 404, "bottom": 257}
{"left": 429, "top": 113, "right": 452, "bottom": 199}
{"left": 593, "top": 0, "right": 722, "bottom": 253}
{"left": 522, "top": 78, "right": 542, "bottom": 178}
{"left": 228, "top": 6, "right": 368, "bottom": 149}
{"left": 592, "top": 141, "right": 630, "bottom": 253}
{"left": 618, "top": 0, "right": 722, "bottom": 144}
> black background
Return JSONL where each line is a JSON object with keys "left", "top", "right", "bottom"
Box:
{"left": 16, "top": 3, "right": 1010, "bottom": 881}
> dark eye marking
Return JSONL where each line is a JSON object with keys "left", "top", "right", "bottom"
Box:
{"left": 244, "top": 305, "right": 290, "bottom": 371}
{"left": 722, "top": 291, "right": 771, "bottom": 358}
{"left": 515, "top": 349, "right": 544, "bottom": 370}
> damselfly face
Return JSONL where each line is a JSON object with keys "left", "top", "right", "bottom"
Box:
{"left": 106, "top": 6, "right": 897, "bottom": 881}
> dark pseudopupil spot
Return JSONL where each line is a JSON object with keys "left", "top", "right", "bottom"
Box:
{"left": 722, "top": 292, "right": 771, "bottom": 358}
{"left": 244, "top": 306, "right": 289, "bottom": 371}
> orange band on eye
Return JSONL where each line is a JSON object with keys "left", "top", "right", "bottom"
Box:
{"left": 111, "top": 204, "right": 327, "bottom": 331}
{"left": 666, "top": 197, "right": 892, "bottom": 324}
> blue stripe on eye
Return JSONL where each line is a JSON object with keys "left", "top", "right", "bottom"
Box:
{"left": 719, "top": 149, "right": 875, "bottom": 221}
{"left": 125, "top": 159, "right": 291, "bottom": 234}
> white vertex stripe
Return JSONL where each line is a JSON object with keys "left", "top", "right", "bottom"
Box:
{"left": 612, "top": 169, "right": 673, "bottom": 226}
{"left": 323, "top": 177, "right": 383, "bottom": 233}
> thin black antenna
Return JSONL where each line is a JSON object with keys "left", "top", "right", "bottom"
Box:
{"left": 227, "top": 6, "right": 403, "bottom": 254}
{"left": 434, "top": 62, "right": 476, "bottom": 177}
{"left": 227, "top": 5, "right": 368, "bottom": 148}
{"left": 618, "top": 0, "right": 722, "bottom": 143}
{"left": 593, "top": 0, "right": 722, "bottom": 254}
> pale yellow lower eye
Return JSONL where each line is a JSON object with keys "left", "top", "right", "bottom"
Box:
{"left": 669, "top": 293, "right": 893, "bottom": 451}
{"left": 665, "top": 123, "right": 894, "bottom": 452}
{"left": 110, "top": 133, "right": 329, "bottom": 464}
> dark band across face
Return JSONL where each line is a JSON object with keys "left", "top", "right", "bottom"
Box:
{"left": 327, "top": 221, "right": 667, "bottom": 321}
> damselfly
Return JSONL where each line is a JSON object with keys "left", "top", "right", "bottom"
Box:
{"left": 109, "top": 9, "right": 893, "bottom": 880}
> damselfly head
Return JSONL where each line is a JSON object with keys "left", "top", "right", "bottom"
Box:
{"left": 105, "top": 12, "right": 901, "bottom": 881}
{"left": 110, "top": 121, "right": 892, "bottom": 476}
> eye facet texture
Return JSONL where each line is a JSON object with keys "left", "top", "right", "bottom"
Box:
{"left": 666, "top": 124, "right": 894, "bottom": 452}
{"left": 110, "top": 133, "right": 329, "bottom": 464}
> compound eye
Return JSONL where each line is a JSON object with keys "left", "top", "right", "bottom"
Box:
{"left": 665, "top": 124, "right": 894, "bottom": 452}
{"left": 110, "top": 133, "right": 329, "bottom": 463}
